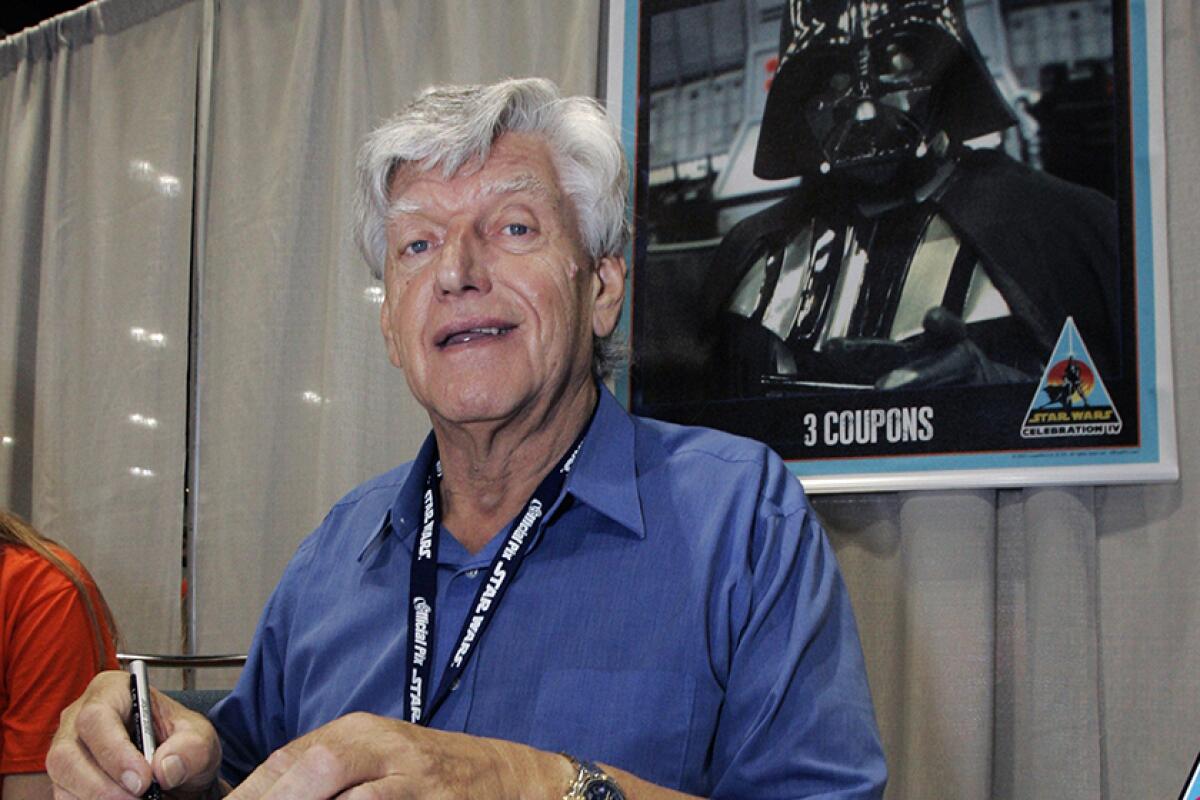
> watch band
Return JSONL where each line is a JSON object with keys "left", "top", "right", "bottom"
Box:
{"left": 562, "top": 754, "right": 627, "bottom": 800}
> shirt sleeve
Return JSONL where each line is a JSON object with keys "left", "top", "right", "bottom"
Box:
{"left": 209, "top": 531, "right": 322, "bottom": 787}
{"left": 708, "top": 455, "right": 887, "bottom": 799}
{"left": 1, "top": 577, "right": 108, "bottom": 774}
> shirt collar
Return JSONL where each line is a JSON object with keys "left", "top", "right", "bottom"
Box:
{"left": 355, "top": 431, "right": 438, "bottom": 561}
{"left": 563, "top": 384, "right": 646, "bottom": 539}
{"left": 355, "top": 383, "right": 645, "bottom": 562}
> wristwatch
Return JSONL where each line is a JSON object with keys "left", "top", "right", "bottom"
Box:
{"left": 562, "top": 754, "right": 627, "bottom": 800}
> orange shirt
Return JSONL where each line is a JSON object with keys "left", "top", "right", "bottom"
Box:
{"left": 0, "top": 544, "right": 118, "bottom": 774}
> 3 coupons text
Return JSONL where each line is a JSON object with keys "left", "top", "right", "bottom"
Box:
{"left": 800, "top": 406, "right": 934, "bottom": 448}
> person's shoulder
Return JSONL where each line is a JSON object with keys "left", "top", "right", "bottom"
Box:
{"left": 327, "top": 461, "right": 414, "bottom": 515}
{"left": 287, "top": 462, "right": 416, "bottom": 564}
{"left": 630, "top": 413, "right": 808, "bottom": 515}
{"left": 1, "top": 543, "right": 76, "bottom": 597}
{"left": 45, "top": 542, "right": 91, "bottom": 578}
{"left": 0, "top": 544, "right": 101, "bottom": 644}
{"left": 1, "top": 541, "right": 52, "bottom": 574}
{"left": 632, "top": 411, "right": 767, "bottom": 462}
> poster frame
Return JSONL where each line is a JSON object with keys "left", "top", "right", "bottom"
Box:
{"left": 605, "top": 0, "right": 1177, "bottom": 493}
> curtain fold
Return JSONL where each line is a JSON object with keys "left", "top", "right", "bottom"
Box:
{"left": 821, "top": 490, "right": 996, "bottom": 797}
{"left": 0, "top": 0, "right": 202, "bottom": 677}
{"left": 1007, "top": 486, "right": 1102, "bottom": 798}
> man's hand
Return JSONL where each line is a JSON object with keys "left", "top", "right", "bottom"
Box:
{"left": 46, "top": 670, "right": 223, "bottom": 800}
{"left": 824, "top": 307, "right": 1035, "bottom": 390}
{"left": 874, "top": 307, "right": 1034, "bottom": 389}
{"left": 225, "top": 713, "right": 571, "bottom": 800}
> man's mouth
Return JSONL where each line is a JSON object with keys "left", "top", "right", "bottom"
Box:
{"left": 438, "top": 326, "right": 515, "bottom": 347}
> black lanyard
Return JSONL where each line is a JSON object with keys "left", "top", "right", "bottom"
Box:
{"left": 403, "top": 425, "right": 589, "bottom": 725}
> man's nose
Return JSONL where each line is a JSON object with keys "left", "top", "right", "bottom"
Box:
{"left": 435, "top": 226, "right": 490, "bottom": 296}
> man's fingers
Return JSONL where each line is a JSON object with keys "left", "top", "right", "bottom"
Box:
{"left": 153, "top": 726, "right": 222, "bottom": 791}
{"left": 225, "top": 747, "right": 298, "bottom": 799}
{"left": 148, "top": 691, "right": 224, "bottom": 792}
{"left": 263, "top": 744, "right": 362, "bottom": 800}
{"left": 229, "top": 715, "right": 417, "bottom": 800}
{"left": 47, "top": 671, "right": 223, "bottom": 800}
{"left": 48, "top": 671, "right": 151, "bottom": 799}
{"left": 231, "top": 744, "right": 369, "bottom": 800}
{"left": 74, "top": 696, "right": 151, "bottom": 779}
{"left": 46, "top": 724, "right": 143, "bottom": 800}
{"left": 336, "top": 776, "right": 414, "bottom": 800}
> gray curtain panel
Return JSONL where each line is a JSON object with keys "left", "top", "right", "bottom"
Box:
{"left": 2, "top": 0, "right": 1198, "bottom": 797}
{"left": 0, "top": 0, "right": 201, "bottom": 674}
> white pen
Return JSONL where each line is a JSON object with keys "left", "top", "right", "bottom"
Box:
{"left": 128, "top": 659, "right": 162, "bottom": 800}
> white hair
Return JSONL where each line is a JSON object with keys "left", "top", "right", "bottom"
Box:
{"left": 353, "top": 78, "right": 630, "bottom": 378}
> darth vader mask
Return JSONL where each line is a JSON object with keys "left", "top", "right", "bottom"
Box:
{"left": 754, "top": 0, "right": 1015, "bottom": 181}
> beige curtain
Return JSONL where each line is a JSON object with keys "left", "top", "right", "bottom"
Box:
{"left": 0, "top": 0, "right": 200, "bottom": 671}
{"left": 2, "top": 0, "right": 1198, "bottom": 796}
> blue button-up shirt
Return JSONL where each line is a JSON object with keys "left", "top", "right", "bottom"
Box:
{"left": 212, "top": 387, "right": 886, "bottom": 797}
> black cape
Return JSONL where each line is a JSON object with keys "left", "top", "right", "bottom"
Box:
{"left": 699, "top": 149, "right": 1122, "bottom": 387}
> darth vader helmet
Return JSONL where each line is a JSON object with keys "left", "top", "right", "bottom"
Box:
{"left": 754, "top": 0, "right": 1016, "bottom": 180}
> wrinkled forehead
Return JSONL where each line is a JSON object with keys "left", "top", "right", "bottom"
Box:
{"left": 384, "top": 132, "right": 565, "bottom": 214}
{"left": 386, "top": 167, "right": 557, "bottom": 217}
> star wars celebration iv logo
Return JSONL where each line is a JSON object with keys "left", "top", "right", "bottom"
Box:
{"left": 1021, "top": 317, "right": 1122, "bottom": 439}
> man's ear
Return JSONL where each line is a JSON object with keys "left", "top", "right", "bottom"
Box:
{"left": 380, "top": 292, "right": 404, "bottom": 370}
{"left": 591, "top": 254, "right": 627, "bottom": 338}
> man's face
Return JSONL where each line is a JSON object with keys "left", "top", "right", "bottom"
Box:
{"left": 380, "top": 133, "right": 625, "bottom": 430}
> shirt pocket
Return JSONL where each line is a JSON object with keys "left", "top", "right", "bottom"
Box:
{"left": 529, "top": 667, "right": 695, "bottom": 789}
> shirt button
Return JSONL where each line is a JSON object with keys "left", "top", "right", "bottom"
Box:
{"left": 466, "top": 569, "right": 479, "bottom": 579}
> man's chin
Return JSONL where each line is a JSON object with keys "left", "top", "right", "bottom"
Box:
{"left": 425, "top": 383, "right": 596, "bottom": 440}
{"left": 423, "top": 387, "right": 528, "bottom": 430}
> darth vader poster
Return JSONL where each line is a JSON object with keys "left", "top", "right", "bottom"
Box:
{"left": 613, "top": 0, "right": 1176, "bottom": 491}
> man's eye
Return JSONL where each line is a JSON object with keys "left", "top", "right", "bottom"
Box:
{"left": 502, "top": 223, "right": 531, "bottom": 236}
{"left": 404, "top": 240, "right": 430, "bottom": 255}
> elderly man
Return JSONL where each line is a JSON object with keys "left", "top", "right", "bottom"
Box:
{"left": 47, "top": 79, "right": 885, "bottom": 799}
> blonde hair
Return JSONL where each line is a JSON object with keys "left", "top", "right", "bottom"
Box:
{"left": 0, "top": 510, "right": 118, "bottom": 669}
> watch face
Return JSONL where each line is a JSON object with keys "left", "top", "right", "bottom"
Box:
{"left": 582, "top": 779, "right": 626, "bottom": 800}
